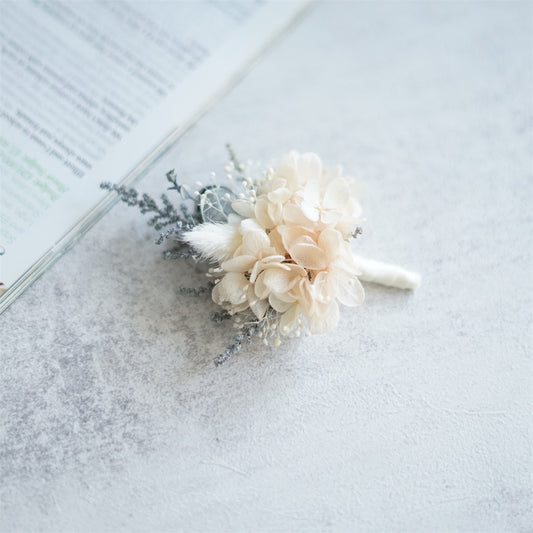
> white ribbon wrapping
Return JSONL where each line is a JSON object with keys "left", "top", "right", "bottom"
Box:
{"left": 353, "top": 256, "right": 421, "bottom": 290}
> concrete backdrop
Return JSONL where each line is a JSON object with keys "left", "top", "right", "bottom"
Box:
{"left": 1, "top": 2, "right": 531, "bottom": 531}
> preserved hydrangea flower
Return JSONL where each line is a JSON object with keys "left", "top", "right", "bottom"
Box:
{"left": 186, "top": 151, "right": 367, "bottom": 338}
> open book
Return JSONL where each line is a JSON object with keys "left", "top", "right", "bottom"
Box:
{"left": 0, "top": 0, "right": 310, "bottom": 313}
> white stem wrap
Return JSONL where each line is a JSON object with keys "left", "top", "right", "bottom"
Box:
{"left": 353, "top": 255, "right": 421, "bottom": 290}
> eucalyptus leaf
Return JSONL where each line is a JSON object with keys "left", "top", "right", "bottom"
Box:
{"left": 197, "top": 185, "right": 237, "bottom": 223}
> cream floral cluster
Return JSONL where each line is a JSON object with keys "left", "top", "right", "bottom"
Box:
{"left": 187, "top": 152, "right": 365, "bottom": 338}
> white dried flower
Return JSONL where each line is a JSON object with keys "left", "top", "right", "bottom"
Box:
{"left": 186, "top": 151, "right": 367, "bottom": 338}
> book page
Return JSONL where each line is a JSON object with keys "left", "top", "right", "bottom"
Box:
{"left": 0, "top": 0, "right": 309, "bottom": 309}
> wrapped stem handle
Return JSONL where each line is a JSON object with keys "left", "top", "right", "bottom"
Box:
{"left": 353, "top": 255, "right": 421, "bottom": 290}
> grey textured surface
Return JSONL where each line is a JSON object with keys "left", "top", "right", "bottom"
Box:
{"left": 1, "top": 2, "right": 532, "bottom": 532}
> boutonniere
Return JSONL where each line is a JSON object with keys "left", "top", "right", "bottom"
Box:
{"left": 102, "top": 146, "right": 420, "bottom": 365}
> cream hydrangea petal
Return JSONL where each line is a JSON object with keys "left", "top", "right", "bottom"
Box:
{"left": 283, "top": 203, "right": 312, "bottom": 225}
{"left": 261, "top": 266, "right": 302, "bottom": 294}
{"left": 267, "top": 201, "right": 283, "bottom": 226}
{"left": 323, "top": 164, "right": 343, "bottom": 181}
{"left": 253, "top": 260, "right": 292, "bottom": 289}
{"left": 271, "top": 289, "right": 296, "bottom": 303}
{"left": 212, "top": 272, "right": 249, "bottom": 306}
{"left": 289, "top": 242, "right": 328, "bottom": 270}
{"left": 333, "top": 247, "right": 360, "bottom": 275}
{"left": 254, "top": 271, "right": 269, "bottom": 299}
{"left": 323, "top": 178, "right": 349, "bottom": 210}
{"left": 249, "top": 261, "right": 261, "bottom": 284}
{"left": 291, "top": 277, "right": 314, "bottom": 311}
{"left": 309, "top": 270, "right": 331, "bottom": 304}
{"left": 254, "top": 196, "right": 283, "bottom": 229}
{"left": 241, "top": 227, "right": 270, "bottom": 256}
{"left": 279, "top": 303, "right": 301, "bottom": 335}
{"left": 270, "top": 177, "right": 288, "bottom": 190}
{"left": 335, "top": 271, "right": 365, "bottom": 307}
{"left": 308, "top": 300, "right": 339, "bottom": 334}
{"left": 254, "top": 197, "right": 272, "bottom": 228}
{"left": 300, "top": 180, "right": 320, "bottom": 222}
{"left": 297, "top": 153, "right": 322, "bottom": 182}
{"left": 303, "top": 180, "right": 320, "bottom": 206}
{"left": 231, "top": 199, "right": 255, "bottom": 218}
{"left": 318, "top": 227, "right": 344, "bottom": 261}
{"left": 301, "top": 203, "right": 320, "bottom": 223}
{"left": 279, "top": 225, "right": 316, "bottom": 251}
{"left": 262, "top": 254, "right": 287, "bottom": 264}
{"left": 250, "top": 256, "right": 281, "bottom": 284}
{"left": 345, "top": 197, "right": 362, "bottom": 218}
{"left": 294, "top": 234, "right": 318, "bottom": 247}
{"left": 268, "top": 228, "right": 286, "bottom": 256}
{"left": 335, "top": 220, "right": 353, "bottom": 239}
{"left": 268, "top": 293, "right": 294, "bottom": 313}
{"left": 320, "top": 209, "right": 342, "bottom": 225}
{"left": 248, "top": 294, "right": 269, "bottom": 320}
{"left": 277, "top": 151, "right": 298, "bottom": 178}
{"left": 221, "top": 255, "right": 256, "bottom": 273}
{"left": 231, "top": 301, "right": 251, "bottom": 314}
{"left": 267, "top": 187, "right": 291, "bottom": 204}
